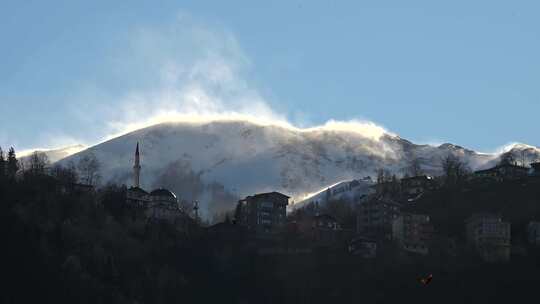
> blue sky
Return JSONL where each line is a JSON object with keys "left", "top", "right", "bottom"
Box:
{"left": 1, "top": 0, "right": 539, "bottom": 152}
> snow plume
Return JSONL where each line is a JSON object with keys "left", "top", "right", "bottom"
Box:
{"left": 490, "top": 142, "right": 539, "bottom": 155}
{"left": 61, "top": 12, "right": 392, "bottom": 145}
{"left": 17, "top": 135, "right": 87, "bottom": 159}
{"left": 96, "top": 13, "right": 290, "bottom": 141}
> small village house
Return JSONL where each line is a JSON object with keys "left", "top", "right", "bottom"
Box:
{"left": 473, "top": 163, "right": 529, "bottom": 181}
{"left": 297, "top": 214, "right": 343, "bottom": 245}
{"left": 348, "top": 236, "right": 377, "bottom": 258}
{"left": 400, "top": 175, "right": 435, "bottom": 196}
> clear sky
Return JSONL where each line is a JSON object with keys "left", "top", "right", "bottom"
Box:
{"left": 1, "top": 0, "right": 539, "bottom": 153}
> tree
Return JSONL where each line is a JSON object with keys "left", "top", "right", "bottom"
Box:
{"left": 234, "top": 201, "right": 243, "bottom": 224}
{"left": 325, "top": 187, "right": 331, "bottom": 203}
{"left": 499, "top": 152, "right": 516, "bottom": 166}
{"left": 441, "top": 154, "right": 470, "bottom": 186}
{"left": 0, "top": 146, "right": 5, "bottom": 179}
{"left": 389, "top": 174, "right": 400, "bottom": 196}
{"left": 50, "top": 161, "right": 79, "bottom": 185}
{"left": 520, "top": 150, "right": 527, "bottom": 167}
{"left": 376, "top": 168, "right": 395, "bottom": 195}
{"left": 100, "top": 184, "right": 127, "bottom": 220}
{"left": 27, "top": 152, "right": 49, "bottom": 176}
{"left": 376, "top": 168, "right": 392, "bottom": 184}
{"left": 406, "top": 157, "right": 424, "bottom": 177}
{"left": 6, "top": 147, "right": 19, "bottom": 179}
{"left": 77, "top": 153, "right": 100, "bottom": 186}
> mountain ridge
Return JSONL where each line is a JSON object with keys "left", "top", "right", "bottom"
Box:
{"left": 45, "top": 120, "right": 539, "bottom": 218}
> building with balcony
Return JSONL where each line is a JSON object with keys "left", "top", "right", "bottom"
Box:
{"left": 357, "top": 198, "right": 401, "bottom": 239}
{"left": 235, "top": 191, "right": 289, "bottom": 236}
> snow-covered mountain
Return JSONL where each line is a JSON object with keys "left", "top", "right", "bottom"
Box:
{"left": 56, "top": 120, "right": 540, "bottom": 218}
{"left": 20, "top": 144, "right": 87, "bottom": 163}
{"left": 292, "top": 178, "right": 376, "bottom": 211}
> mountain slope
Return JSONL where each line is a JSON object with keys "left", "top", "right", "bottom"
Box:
{"left": 19, "top": 144, "right": 87, "bottom": 163}
{"left": 57, "top": 120, "right": 540, "bottom": 217}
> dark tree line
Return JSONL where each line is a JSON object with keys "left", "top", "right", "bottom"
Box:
{"left": 2, "top": 144, "right": 540, "bottom": 304}
{"left": 0, "top": 146, "right": 19, "bottom": 180}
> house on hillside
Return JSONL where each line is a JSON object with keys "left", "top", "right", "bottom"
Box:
{"left": 401, "top": 175, "right": 436, "bottom": 197}
{"left": 235, "top": 191, "right": 289, "bottom": 237}
{"left": 466, "top": 213, "right": 511, "bottom": 262}
{"left": 392, "top": 213, "right": 434, "bottom": 255}
{"left": 57, "top": 182, "right": 95, "bottom": 194}
{"left": 348, "top": 236, "right": 377, "bottom": 258}
{"left": 296, "top": 214, "right": 344, "bottom": 245}
{"left": 473, "top": 163, "right": 529, "bottom": 181}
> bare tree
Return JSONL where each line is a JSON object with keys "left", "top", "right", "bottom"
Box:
{"left": 405, "top": 157, "right": 424, "bottom": 177}
{"left": 375, "top": 168, "right": 398, "bottom": 195}
{"left": 520, "top": 150, "right": 527, "bottom": 167}
{"left": 376, "top": 168, "right": 392, "bottom": 184}
{"left": 27, "top": 151, "right": 49, "bottom": 175}
{"left": 77, "top": 153, "right": 101, "bottom": 186}
{"left": 441, "top": 154, "right": 470, "bottom": 186}
{"left": 51, "top": 161, "right": 79, "bottom": 185}
{"left": 499, "top": 152, "right": 516, "bottom": 166}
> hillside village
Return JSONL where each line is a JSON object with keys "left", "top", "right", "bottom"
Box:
{"left": 2, "top": 143, "right": 540, "bottom": 303}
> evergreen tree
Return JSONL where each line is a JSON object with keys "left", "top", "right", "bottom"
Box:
{"left": 6, "top": 147, "right": 18, "bottom": 179}
{"left": 0, "top": 146, "right": 5, "bottom": 179}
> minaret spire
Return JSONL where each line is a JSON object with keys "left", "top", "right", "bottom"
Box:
{"left": 133, "top": 142, "right": 141, "bottom": 188}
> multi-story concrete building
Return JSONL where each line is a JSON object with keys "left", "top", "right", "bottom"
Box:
{"left": 357, "top": 198, "right": 401, "bottom": 239}
{"left": 392, "top": 213, "right": 434, "bottom": 255}
{"left": 235, "top": 191, "right": 289, "bottom": 236}
{"left": 466, "top": 214, "right": 511, "bottom": 262}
